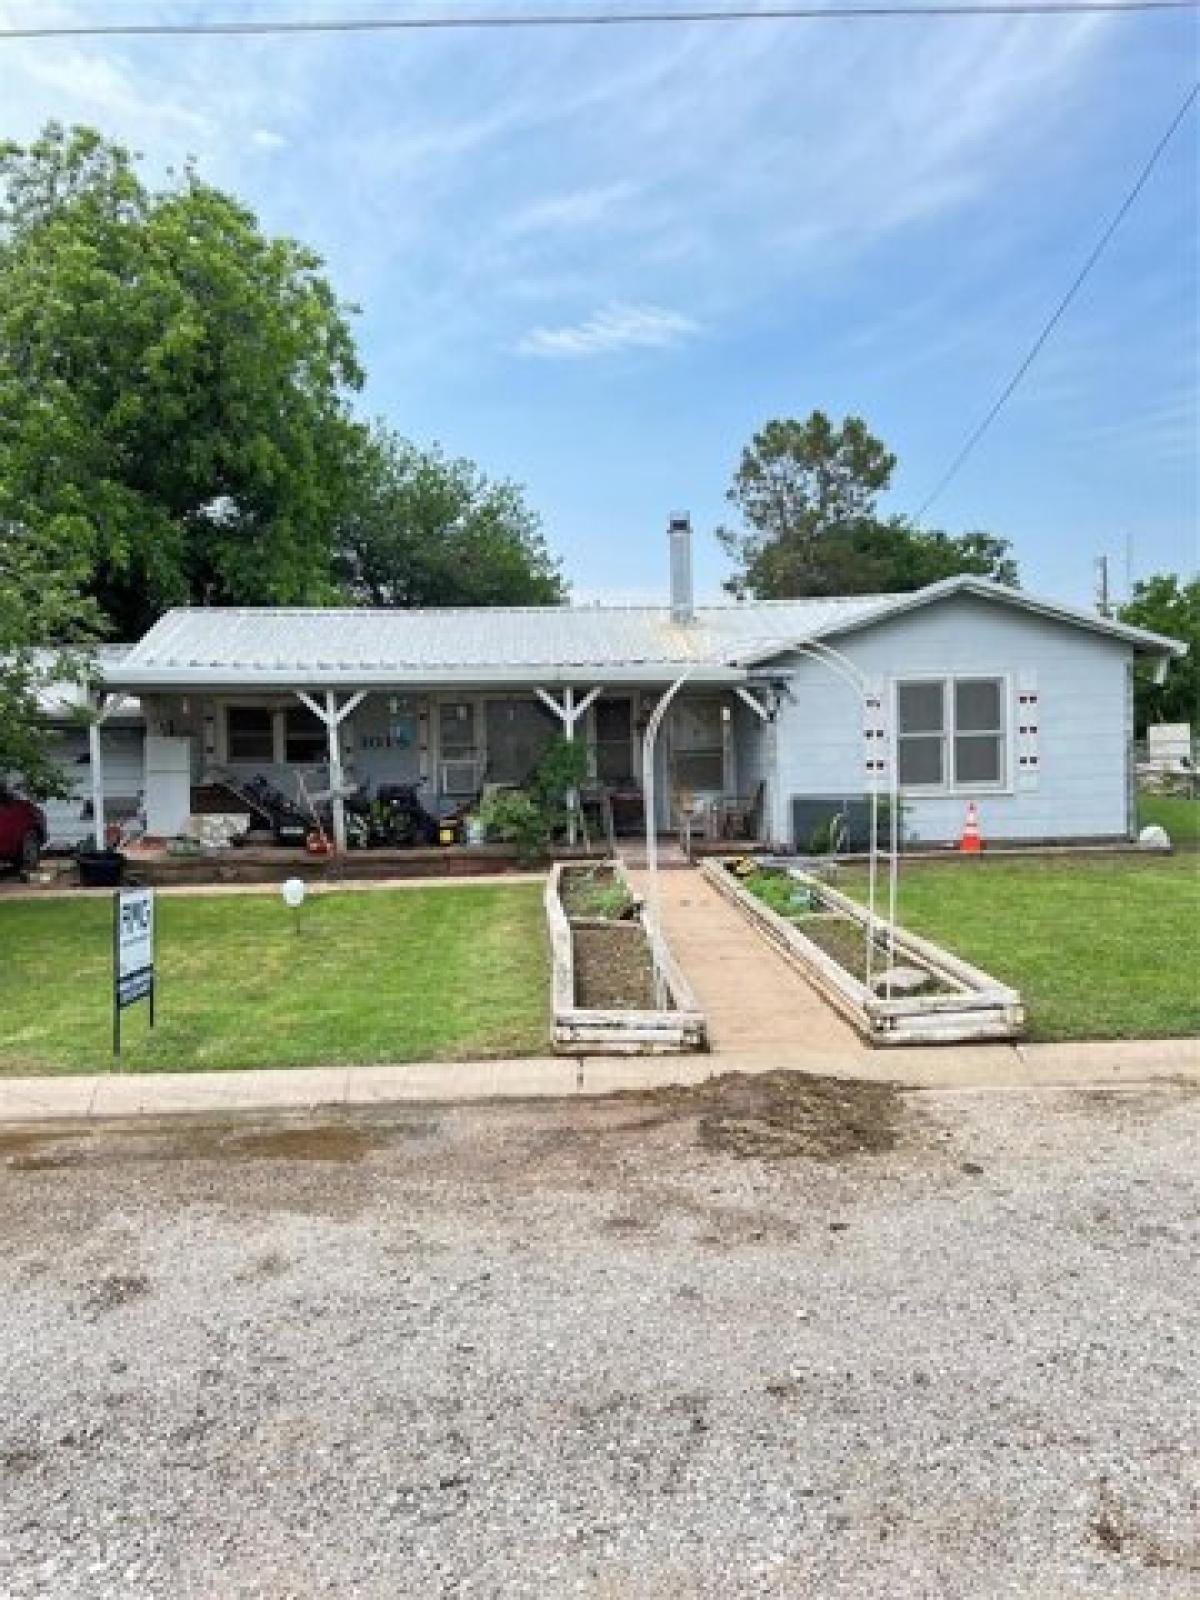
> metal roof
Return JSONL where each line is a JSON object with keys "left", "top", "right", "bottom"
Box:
{"left": 104, "top": 596, "right": 895, "bottom": 689}
{"left": 102, "top": 579, "right": 1185, "bottom": 691}
{"left": 32, "top": 645, "right": 142, "bottom": 718}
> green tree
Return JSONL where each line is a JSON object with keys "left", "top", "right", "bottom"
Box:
{"left": 1118, "top": 573, "right": 1199, "bottom": 735}
{"left": 719, "top": 411, "right": 1017, "bottom": 597}
{"left": 0, "top": 522, "right": 100, "bottom": 797}
{"left": 334, "top": 426, "right": 565, "bottom": 606}
{"left": 0, "top": 124, "right": 363, "bottom": 638}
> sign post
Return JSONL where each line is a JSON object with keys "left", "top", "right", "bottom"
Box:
{"left": 113, "top": 888, "right": 155, "bottom": 1058}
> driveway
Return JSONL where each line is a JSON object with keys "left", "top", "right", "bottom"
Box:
{"left": 1, "top": 1075, "right": 1197, "bottom": 1598}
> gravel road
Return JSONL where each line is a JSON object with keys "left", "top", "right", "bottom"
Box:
{"left": 0, "top": 1073, "right": 1196, "bottom": 1598}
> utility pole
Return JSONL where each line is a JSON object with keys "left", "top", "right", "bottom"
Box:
{"left": 1093, "top": 555, "right": 1111, "bottom": 618}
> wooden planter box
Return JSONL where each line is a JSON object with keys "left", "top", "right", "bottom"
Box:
{"left": 545, "top": 860, "right": 707, "bottom": 1055}
{"left": 700, "top": 859, "right": 1023, "bottom": 1047}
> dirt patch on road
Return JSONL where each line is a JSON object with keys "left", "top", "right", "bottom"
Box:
{"left": 0, "top": 1116, "right": 389, "bottom": 1174}
{"left": 625, "top": 1071, "right": 904, "bottom": 1162}
{"left": 214, "top": 1122, "right": 383, "bottom": 1163}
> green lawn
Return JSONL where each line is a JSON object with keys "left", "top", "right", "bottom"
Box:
{"left": 0, "top": 885, "right": 550, "bottom": 1075}
{"left": 842, "top": 855, "right": 1200, "bottom": 1041}
{"left": 1138, "top": 791, "right": 1200, "bottom": 846}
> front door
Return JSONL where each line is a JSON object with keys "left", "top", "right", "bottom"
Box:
{"left": 668, "top": 698, "right": 729, "bottom": 823}
{"left": 593, "top": 696, "right": 636, "bottom": 785}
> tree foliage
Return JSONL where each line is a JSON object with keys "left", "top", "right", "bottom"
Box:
{"left": 1118, "top": 573, "right": 1199, "bottom": 735}
{"left": 0, "top": 124, "right": 564, "bottom": 640}
{"left": 719, "top": 411, "right": 1018, "bottom": 597}
{"left": 334, "top": 427, "right": 564, "bottom": 607}
{"left": 0, "top": 524, "right": 100, "bottom": 796}
{"left": 0, "top": 124, "right": 364, "bottom": 638}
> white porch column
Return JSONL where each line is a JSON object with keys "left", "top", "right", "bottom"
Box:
{"left": 735, "top": 686, "right": 776, "bottom": 846}
{"left": 88, "top": 715, "right": 106, "bottom": 850}
{"left": 297, "top": 690, "right": 368, "bottom": 854}
{"left": 535, "top": 686, "right": 603, "bottom": 848}
{"left": 562, "top": 686, "right": 577, "bottom": 845}
{"left": 325, "top": 690, "right": 346, "bottom": 853}
{"left": 87, "top": 692, "right": 126, "bottom": 850}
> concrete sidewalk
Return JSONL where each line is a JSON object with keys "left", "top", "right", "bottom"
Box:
{"left": 0, "top": 873, "right": 544, "bottom": 902}
{"left": 0, "top": 1037, "right": 1194, "bottom": 1124}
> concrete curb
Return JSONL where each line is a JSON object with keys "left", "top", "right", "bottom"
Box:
{"left": 0, "top": 1039, "right": 1194, "bottom": 1125}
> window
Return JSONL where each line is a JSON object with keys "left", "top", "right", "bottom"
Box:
{"left": 439, "top": 702, "right": 477, "bottom": 759}
{"left": 671, "top": 698, "right": 728, "bottom": 796}
{"left": 225, "top": 706, "right": 274, "bottom": 763}
{"left": 954, "top": 679, "right": 1004, "bottom": 785}
{"left": 285, "top": 706, "right": 326, "bottom": 765}
{"left": 896, "top": 677, "right": 1006, "bottom": 790}
{"left": 594, "top": 697, "right": 635, "bottom": 784}
{"left": 896, "top": 682, "right": 946, "bottom": 787}
{"left": 485, "top": 699, "right": 557, "bottom": 785}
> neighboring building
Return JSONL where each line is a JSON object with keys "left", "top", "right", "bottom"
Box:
{"left": 84, "top": 520, "right": 1184, "bottom": 850}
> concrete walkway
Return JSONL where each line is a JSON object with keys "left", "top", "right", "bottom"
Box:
{"left": 630, "top": 866, "right": 862, "bottom": 1056}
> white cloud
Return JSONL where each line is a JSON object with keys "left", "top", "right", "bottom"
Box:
{"left": 501, "top": 181, "right": 640, "bottom": 240}
{"left": 514, "top": 302, "right": 700, "bottom": 360}
{"left": 250, "top": 128, "right": 287, "bottom": 152}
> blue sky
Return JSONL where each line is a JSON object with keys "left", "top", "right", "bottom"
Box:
{"left": 3, "top": 1, "right": 1197, "bottom": 605}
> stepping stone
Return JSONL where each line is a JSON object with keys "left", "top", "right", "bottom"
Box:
{"left": 870, "top": 965, "right": 932, "bottom": 995}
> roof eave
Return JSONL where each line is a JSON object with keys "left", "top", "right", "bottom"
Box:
{"left": 102, "top": 662, "right": 749, "bottom": 692}
{"left": 736, "top": 578, "right": 1189, "bottom": 662}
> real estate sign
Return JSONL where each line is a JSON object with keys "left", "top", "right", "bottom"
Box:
{"left": 113, "top": 887, "right": 156, "bottom": 1055}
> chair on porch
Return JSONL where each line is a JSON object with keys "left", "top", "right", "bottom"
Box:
{"left": 709, "top": 780, "right": 765, "bottom": 843}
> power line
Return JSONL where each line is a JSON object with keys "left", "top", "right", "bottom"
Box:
{"left": 913, "top": 79, "right": 1199, "bottom": 521}
{"left": 0, "top": 1, "right": 1196, "bottom": 41}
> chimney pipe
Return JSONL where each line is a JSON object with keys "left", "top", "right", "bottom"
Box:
{"left": 668, "top": 512, "right": 694, "bottom": 625}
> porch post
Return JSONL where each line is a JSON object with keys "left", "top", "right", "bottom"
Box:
{"left": 325, "top": 689, "right": 347, "bottom": 854}
{"left": 563, "top": 686, "right": 577, "bottom": 847}
{"left": 88, "top": 712, "right": 106, "bottom": 851}
{"left": 535, "top": 686, "right": 603, "bottom": 850}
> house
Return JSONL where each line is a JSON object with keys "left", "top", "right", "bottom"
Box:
{"left": 90, "top": 517, "right": 1185, "bottom": 852}
{"left": 32, "top": 646, "right": 144, "bottom": 850}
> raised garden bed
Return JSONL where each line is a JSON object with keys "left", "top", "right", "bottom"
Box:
{"left": 701, "top": 858, "right": 1023, "bottom": 1046}
{"left": 546, "top": 861, "right": 706, "bottom": 1054}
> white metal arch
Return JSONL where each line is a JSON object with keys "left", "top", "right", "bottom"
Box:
{"left": 640, "top": 640, "right": 900, "bottom": 997}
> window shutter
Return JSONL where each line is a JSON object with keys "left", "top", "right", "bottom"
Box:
{"left": 863, "top": 680, "right": 888, "bottom": 785}
{"left": 1016, "top": 670, "right": 1039, "bottom": 790}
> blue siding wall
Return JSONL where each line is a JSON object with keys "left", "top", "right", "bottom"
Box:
{"left": 768, "top": 594, "right": 1134, "bottom": 844}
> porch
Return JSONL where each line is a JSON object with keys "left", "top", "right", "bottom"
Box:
{"left": 92, "top": 680, "right": 773, "bottom": 856}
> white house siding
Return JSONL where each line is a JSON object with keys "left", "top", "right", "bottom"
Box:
{"left": 768, "top": 593, "right": 1134, "bottom": 845}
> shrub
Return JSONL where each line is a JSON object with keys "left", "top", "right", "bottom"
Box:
{"left": 477, "top": 788, "right": 549, "bottom": 862}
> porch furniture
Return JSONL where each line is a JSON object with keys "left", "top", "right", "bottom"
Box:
{"left": 710, "top": 781, "right": 765, "bottom": 841}
{"left": 578, "top": 785, "right": 618, "bottom": 855}
{"left": 606, "top": 786, "right": 645, "bottom": 837}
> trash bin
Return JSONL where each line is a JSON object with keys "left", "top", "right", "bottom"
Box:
{"left": 77, "top": 849, "right": 126, "bottom": 888}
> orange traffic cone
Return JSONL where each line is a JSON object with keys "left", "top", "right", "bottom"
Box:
{"left": 960, "top": 802, "right": 983, "bottom": 853}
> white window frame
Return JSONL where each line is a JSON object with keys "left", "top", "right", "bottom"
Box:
{"left": 892, "top": 673, "right": 1012, "bottom": 795}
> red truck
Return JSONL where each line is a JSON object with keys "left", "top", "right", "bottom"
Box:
{"left": 0, "top": 787, "right": 46, "bottom": 873}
